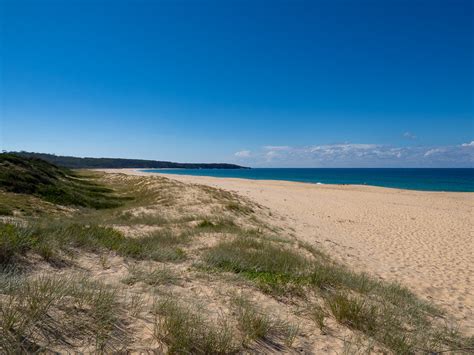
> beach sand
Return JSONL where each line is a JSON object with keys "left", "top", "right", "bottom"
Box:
{"left": 99, "top": 169, "right": 474, "bottom": 334}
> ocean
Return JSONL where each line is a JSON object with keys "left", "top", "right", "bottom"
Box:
{"left": 140, "top": 168, "right": 474, "bottom": 192}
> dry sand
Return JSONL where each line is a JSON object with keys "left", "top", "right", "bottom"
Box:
{"left": 100, "top": 169, "right": 474, "bottom": 334}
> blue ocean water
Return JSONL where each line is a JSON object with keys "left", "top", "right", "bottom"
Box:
{"left": 141, "top": 168, "right": 474, "bottom": 192}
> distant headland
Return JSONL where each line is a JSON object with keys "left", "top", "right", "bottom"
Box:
{"left": 8, "top": 151, "right": 249, "bottom": 170}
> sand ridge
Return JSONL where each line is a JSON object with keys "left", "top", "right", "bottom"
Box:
{"left": 99, "top": 169, "right": 474, "bottom": 334}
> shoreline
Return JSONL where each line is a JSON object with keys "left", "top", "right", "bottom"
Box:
{"left": 96, "top": 168, "right": 474, "bottom": 195}
{"left": 97, "top": 168, "right": 474, "bottom": 334}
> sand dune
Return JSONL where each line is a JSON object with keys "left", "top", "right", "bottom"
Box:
{"left": 101, "top": 169, "right": 474, "bottom": 334}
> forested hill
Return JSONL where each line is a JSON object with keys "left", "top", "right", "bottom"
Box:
{"left": 10, "top": 152, "right": 249, "bottom": 169}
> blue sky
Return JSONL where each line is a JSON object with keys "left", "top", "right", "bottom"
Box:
{"left": 1, "top": 0, "right": 473, "bottom": 167}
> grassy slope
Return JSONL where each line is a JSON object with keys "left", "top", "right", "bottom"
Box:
{"left": 0, "top": 157, "right": 472, "bottom": 353}
{"left": 0, "top": 153, "right": 126, "bottom": 210}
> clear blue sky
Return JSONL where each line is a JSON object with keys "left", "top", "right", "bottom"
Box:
{"left": 1, "top": 0, "right": 473, "bottom": 167}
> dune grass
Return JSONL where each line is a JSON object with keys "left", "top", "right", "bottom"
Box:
{"left": 204, "top": 234, "right": 472, "bottom": 353}
{"left": 0, "top": 271, "right": 124, "bottom": 352}
{"left": 0, "top": 221, "right": 188, "bottom": 265}
{"left": 230, "top": 294, "right": 298, "bottom": 348}
{"left": 308, "top": 303, "right": 327, "bottom": 332}
{"left": 204, "top": 237, "right": 311, "bottom": 295}
{"left": 327, "top": 293, "right": 378, "bottom": 333}
{"left": 153, "top": 296, "right": 237, "bottom": 354}
{"left": 225, "top": 201, "right": 254, "bottom": 215}
{"left": 122, "top": 264, "right": 178, "bottom": 286}
{"left": 0, "top": 191, "right": 68, "bottom": 217}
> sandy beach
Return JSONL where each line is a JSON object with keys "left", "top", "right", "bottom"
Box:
{"left": 101, "top": 169, "right": 474, "bottom": 334}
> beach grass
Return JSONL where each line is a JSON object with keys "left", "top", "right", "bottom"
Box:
{"left": 203, "top": 231, "right": 470, "bottom": 353}
{"left": 0, "top": 271, "right": 123, "bottom": 352}
{"left": 230, "top": 293, "right": 298, "bottom": 347}
{"left": 0, "top": 221, "right": 189, "bottom": 265}
{"left": 122, "top": 264, "right": 178, "bottom": 286}
{"left": 153, "top": 296, "right": 237, "bottom": 354}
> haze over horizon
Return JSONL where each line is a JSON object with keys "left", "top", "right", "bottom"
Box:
{"left": 1, "top": 0, "right": 473, "bottom": 167}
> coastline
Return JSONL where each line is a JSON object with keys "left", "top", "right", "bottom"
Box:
{"left": 97, "top": 168, "right": 474, "bottom": 194}
{"left": 97, "top": 168, "right": 474, "bottom": 334}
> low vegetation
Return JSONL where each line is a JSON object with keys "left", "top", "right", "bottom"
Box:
{"left": 122, "top": 264, "right": 178, "bottom": 286}
{"left": 153, "top": 296, "right": 236, "bottom": 354}
{"left": 0, "top": 155, "right": 472, "bottom": 353}
{"left": 0, "top": 272, "right": 123, "bottom": 352}
{"left": 231, "top": 294, "right": 298, "bottom": 348}
{"left": 204, "top": 237, "right": 311, "bottom": 295}
{"left": 0, "top": 222, "right": 188, "bottom": 265}
{"left": 0, "top": 154, "right": 125, "bottom": 208}
{"left": 204, "top": 234, "right": 472, "bottom": 353}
